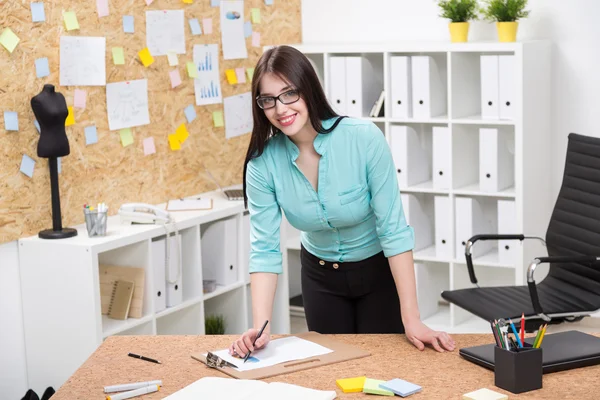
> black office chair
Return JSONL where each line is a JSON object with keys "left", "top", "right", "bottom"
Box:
{"left": 441, "top": 133, "right": 600, "bottom": 332}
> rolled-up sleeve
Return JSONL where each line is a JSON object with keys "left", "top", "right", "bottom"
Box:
{"left": 364, "top": 123, "right": 415, "bottom": 257}
{"left": 246, "top": 156, "right": 283, "bottom": 274}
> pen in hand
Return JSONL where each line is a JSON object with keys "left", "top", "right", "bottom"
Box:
{"left": 243, "top": 320, "right": 269, "bottom": 363}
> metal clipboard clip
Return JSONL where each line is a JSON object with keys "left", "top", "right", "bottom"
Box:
{"left": 206, "top": 351, "right": 239, "bottom": 370}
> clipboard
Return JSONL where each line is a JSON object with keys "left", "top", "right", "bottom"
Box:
{"left": 191, "top": 331, "right": 371, "bottom": 380}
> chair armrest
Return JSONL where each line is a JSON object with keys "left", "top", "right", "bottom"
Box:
{"left": 465, "top": 234, "right": 525, "bottom": 284}
{"left": 527, "top": 255, "right": 600, "bottom": 321}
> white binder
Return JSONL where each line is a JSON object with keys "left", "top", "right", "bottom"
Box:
{"left": 432, "top": 126, "right": 451, "bottom": 189}
{"left": 499, "top": 55, "right": 516, "bottom": 120}
{"left": 390, "top": 56, "right": 412, "bottom": 119}
{"left": 455, "top": 197, "right": 493, "bottom": 260}
{"left": 411, "top": 55, "right": 445, "bottom": 119}
{"left": 389, "top": 125, "right": 430, "bottom": 188}
{"left": 434, "top": 195, "right": 452, "bottom": 259}
{"left": 328, "top": 56, "right": 347, "bottom": 115}
{"left": 165, "top": 234, "right": 183, "bottom": 308}
{"left": 479, "top": 128, "right": 514, "bottom": 192}
{"left": 151, "top": 237, "right": 167, "bottom": 313}
{"left": 480, "top": 55, "right": 499, "bottom": 119}
{"left": 497, "top": 199, "right": 518, "bottom": 264}
{"left": 401, "top": 193, "right": 433, "bottom": 251}
{"left": 201, "top": 217, "right": 239, "bottom": 287}
{"left": 345, "top": 57, "right": 363, "bottom": 117}
{"left": 414, "top": 262, "right": 439, "bottom": 320}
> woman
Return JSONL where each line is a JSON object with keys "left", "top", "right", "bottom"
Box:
{"left": 230, "top": 45, "right": 455, "bottom": 358}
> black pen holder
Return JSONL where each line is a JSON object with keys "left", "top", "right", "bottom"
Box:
{"left": 494, "top": 344, "right": 542, "bottom": 394}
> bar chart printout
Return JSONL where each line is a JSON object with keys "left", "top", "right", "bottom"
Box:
{"left": 193, "top": 44, "right": 223, "bottom": 106}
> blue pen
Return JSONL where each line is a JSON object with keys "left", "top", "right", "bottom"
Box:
{"left": 508, "top": 318, "right": 523, "bottom": 348}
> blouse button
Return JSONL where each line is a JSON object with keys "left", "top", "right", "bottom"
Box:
{"left": 333, "top": 263, "right": 339, "bottom": 269}
{"left": 319, "top": 260, "right": 325, "bottom": 266}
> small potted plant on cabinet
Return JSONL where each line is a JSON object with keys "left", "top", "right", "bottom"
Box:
{"left": 482, "top": 0, "right": 530, "bottom": 42}
{"left": 437, "top": 0, "right": 480, "bottom": 43}
{"left": 205, "top": 314, "right": 226, "bottom": 335}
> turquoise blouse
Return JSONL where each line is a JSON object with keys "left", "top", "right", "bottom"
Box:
{"left": 246, "top": 117, "right": 415, "bottom": 274}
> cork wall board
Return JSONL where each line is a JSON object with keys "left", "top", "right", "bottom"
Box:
{"left": 0, "top": 0, "right": 301, "bottom": 244}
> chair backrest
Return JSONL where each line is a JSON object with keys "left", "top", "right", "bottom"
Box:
{"left": 545, "top": 133, "right": 600, "bottom": 294}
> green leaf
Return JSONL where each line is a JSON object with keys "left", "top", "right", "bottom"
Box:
{"left": 205, "top": 314, "right": 226, "bottom": 335}
{"left": 437, "top": 0, "right": 480, "bottom": 22}
{"left": 481, "top": 0, "right": 530, "bottom": 22}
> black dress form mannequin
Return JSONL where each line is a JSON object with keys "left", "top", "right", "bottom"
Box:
{"left": 31, "top": 84, "right": 77, "bottom": 239}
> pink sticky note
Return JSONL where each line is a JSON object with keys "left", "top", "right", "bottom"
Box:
{"left": 235, "top": 67, "right": 246, "bottom": 83}
{"left": 74, "top": 89, "right": 86, "bottom": 109}
{"left": 170, "top": 69, "right": 182, "bottom": 88}
{"left": 96, "top": 0, "right": 109, "bottom": 17}
{"left": 203, "top": 18, "right": 213, "bottom": 34}
{"left": 143, "top": 137, "right": 156, "bottom": 155}
{"left": 145, "top": 0, "right": 154, "bottom": 5}
{"left": 252, "top": 31, "right": 261, "bottom": 47}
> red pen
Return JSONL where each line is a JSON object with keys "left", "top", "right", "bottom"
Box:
{"left": 520, "top": 312, "right": 525, "bottom": 344}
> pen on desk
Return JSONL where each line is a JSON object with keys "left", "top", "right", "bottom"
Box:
{"left": 105, "top": 384, "right": 160, "bottom": 400}
{"left": 243, "top": 320, "right": 269, "bottom": 363}
{"left": 128, "top": 352, "right": 161, "bottom": 364}
{"left": 104, "top": 380, "right": 162, "bottom": 393}
{"left": 508, "top": 318, "right": 523, "bottom": 348}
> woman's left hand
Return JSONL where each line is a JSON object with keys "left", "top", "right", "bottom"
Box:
{"left": 404, "top": 319, "right": 455, "bottom": 352}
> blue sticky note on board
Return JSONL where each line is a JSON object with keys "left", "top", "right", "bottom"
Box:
{"left": 244, "top": 21, "right": 252, "bottom": 38}
{"left": 379, "top": 378, "right": 421, "bottom": 397}
{"left": 123, "top": 15, "right": 134, "bottom": 33}
{"left": 31, "top": 2, "right": 46, "bottom": 22}
{"left": 210, "top": 0, "right": 220, "bottom": 6}
{"left": 85, "top": 125, "right": 98, "bottom": 145}
{"left": 4, "top": 111, "right": 18, "bottom": 131}
{"left": 265, "top": 0, "right": 274, "bottom": 5}
{"left": 189, "top": 18, "right": 202, "bottom": 35}
{"left": 57, "top": 157, "right": 62, "bottom": 174}
{"left": 35, "top": 57, "right": 50, "bottom": 78}
{"left": 184, "top": 105, "right": 196, "bottom": 123}
{"left": 20, "top": 155, "right": 35, "bottom": 178}
{"left": 34, "top": 119, "right": 40, "bottom": 133}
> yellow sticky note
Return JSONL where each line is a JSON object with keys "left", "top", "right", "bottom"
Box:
{"left": 225, "top": 69, "right": 237, "bottom": 84}
{"left": 336, "top": 376, "right": 366, "bottom": 393}
{"left": 182, "top": 0, "right": 193, "bottom": 3}
{"left": 120, "top": 128, "right": 133, "bottom": 147}
{"left": 63, "top": 11, "right": 80, "bottom": 31}
{"left": 0, "top": 28, "right": 20, "bottom": 53}
{"left": 246, "top": 67, "right": 255, "bottom": 81}
{"left": 251, "top": 8, "right": 261, "bottom": 23}
{"left": 186, "top": 62, "right": 198, "bottom": 78}
{"left": 65, "top": 106, "right": 75, "bottom": 126}
{"left": 168, "top": 134, "right": 181, "bottom": 150}
{"left": 138, "top": 48, "right": 154, "bottom": 67}
{"left": 212, "top": 111, "right": 224, "bottom": 128}
{"left": 167, "top": 51, "right": 178, "bottom": 66}
{"left": 112, "top": 47, "right": 125, "bottom": 65}
{"left": 175, "top": 124, "right": 189, "bottom": 144}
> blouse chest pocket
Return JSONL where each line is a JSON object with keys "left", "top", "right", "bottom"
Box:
{"left": 338, "top": 184, "right": 371, "bottom": 223}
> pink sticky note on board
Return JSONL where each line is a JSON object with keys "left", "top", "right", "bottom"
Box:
{"left": 252, "top": 31, "right": 260, "bottom": 47}
{"left": 74, "top": 89, "right": 86, "bottom": 109}
{"left": 235, "top": 67, "right": 246, "bottom": 83}
{"left": 143, "top": 137, "right": 156, "bottom": 155}
{"left": 170, "top": 69, "right": 182, "bottom": 88}
{"left": 96, "top": 0, "right": 109, "bottom": 17}
{"left": 203, "top": 18, "right": 213, "bottom": 34}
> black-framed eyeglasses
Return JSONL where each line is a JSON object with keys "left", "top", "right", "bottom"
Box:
{"left": 256, "top": 89, "right": 300, "bottom": 110}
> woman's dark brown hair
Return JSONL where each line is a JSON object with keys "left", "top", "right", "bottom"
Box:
{"left": 242, "top": 45, "right": 344, "bottom": 207}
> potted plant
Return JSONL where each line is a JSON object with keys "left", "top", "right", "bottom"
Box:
{"left": 205, "top": 314, "right": 226, "bottom": 335}
{"left": 482, "top": 0, "right": 530, "bottom": 42}
{"left": 437, "top": 0, "right": 479, "bottom": 43}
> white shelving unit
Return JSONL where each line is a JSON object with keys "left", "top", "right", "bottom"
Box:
{"left": 18, "top": 188, "right": 291, "bottom": 392}
{"left": 280, "top": 41, "right": 552, "bottom": 334}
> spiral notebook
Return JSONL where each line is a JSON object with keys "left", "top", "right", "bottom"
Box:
{"left": 108, "top": 280, "right": 135, "bottom": 320}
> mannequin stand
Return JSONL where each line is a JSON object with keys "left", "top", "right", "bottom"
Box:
{"left": 38, "top": 157, "right": 77, "bottom": 239}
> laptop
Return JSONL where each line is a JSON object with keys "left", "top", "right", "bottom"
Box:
{"left": 205, "top": 168, "right": 244, "bottom": 201}
{"left": 460, "top": 330, "right": 600, "bottom": 374}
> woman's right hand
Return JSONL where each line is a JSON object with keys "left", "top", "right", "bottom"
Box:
{"left": 229, "top": 328, "right": 271, "bottom": 358}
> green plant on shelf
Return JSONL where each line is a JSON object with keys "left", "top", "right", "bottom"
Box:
{"left": 437, "top": 0, "right": 480, "bottom": 22}
{"left": 205, "top": 314, "right": 226, "bottom": 335}
{"left": 482, "top": 0, "right": 530, "bottom": 22}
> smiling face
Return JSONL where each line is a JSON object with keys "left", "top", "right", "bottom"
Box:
{"left": 257, "top": 72, "right": 310, "bottom": 138}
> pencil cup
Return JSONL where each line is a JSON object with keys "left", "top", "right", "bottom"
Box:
{"left": 494, "top": 344, "right": 542, "bottom": 394}
{"left": 84, "top": 210, "right": 108, "bottom": 237}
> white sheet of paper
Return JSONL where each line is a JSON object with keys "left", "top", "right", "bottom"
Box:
{"left": 193, "top": 44, "right": 223, "bottom": 106}
{"left": 106, "top": 79, "right": 150, "bottom": 131}
{"left": 167, "top": 198, "right": 212, "bottom": 211}
{"left": 59, "top": 36, "right": 106, "bottom": 86}
{"left": 220, "top": 0, "right": 247, "bottom": 60}
{"left": 224, "top": 92, "right": 253, "bottom": 139}
{"left": 210, "top": 336, "right": 333, "bottom": 372}
{"left": 146, "top": 10, "right": 186, "bottom": 56}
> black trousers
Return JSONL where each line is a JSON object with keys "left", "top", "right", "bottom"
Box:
{"left": 300, "top": 245, "right": 405, "bottom": 334}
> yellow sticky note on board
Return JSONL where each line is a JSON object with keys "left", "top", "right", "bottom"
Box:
{"left": 182, "top": 0, "right": 193, "bottom": 3}
{"left": 63, "top": 11, "right": 80, "bottom": 31}
{"left": 168, "top": 134, "right": 181, "bottom": 150}
{"left": 175, "top": 124, "right": 189, "bottom": 144}
{"left": 0, "top": 28, "right": 20, "bottom": 53}
{"left": 336, "top": 376, "right": 366, "bottom": 393}
{"left": 112, "top": 47, "right": 125, "bottom": 65}
{"left": 138, "top": 48, "right": 154, "bottom": 67}
{"left": 251, "top": 8, "right": 261, "bottom": 23}
{"left": 186, "top": 61, "right": 198, "bottom": 78}
{"left": 167, "top": 51, "right": 178, "bottom": 66}
{"left": 225, "top": 69, "right": 237, "bottom": 84}
{"left": 65, "top": 106, "right": 75, "bottom": 126}
{"left": 120, "top": 128, "right": 133, "bottom": 147}
{"left": 212, "top": 111, "right": 224, "bottom": 128}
